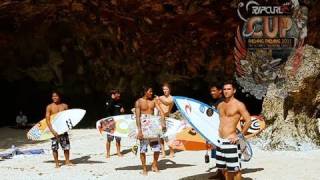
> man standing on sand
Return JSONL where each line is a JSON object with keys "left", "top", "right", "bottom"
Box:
{"left": 45, "top": 91, "right": 73, "bottom": 168}
{"left": 105, "top": 89, "right": 125, "bottom": 158}
{"left": 156, "top": 83, "right": 175, "bottom": 158}
{"left": 216, "top": 81, "right": 251, "bottom": 180}
{"left": 208, "top": 84, "right": 225, "bottom": 179}
{"left": 135, "top": 86, "right": 164, "bottom": 175}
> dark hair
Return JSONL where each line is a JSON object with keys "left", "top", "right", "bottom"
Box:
{"left": 223, "top": 80, "right": 237, "bottom": 89}
{"left": 210, "top": 83, "right": 222, "bottom": 90}
{"left": 52, "top": 90, "right": 63, "bottom": 98}
{"left": 110, "top": 89, "right": 120, "bottom": 95}
{"left": 142, "top": 86, "right": 153, "bottom": 93}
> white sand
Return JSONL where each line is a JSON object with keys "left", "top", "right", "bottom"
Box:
{"left": 1, "top": 128, "right": 320, "bottom": 180}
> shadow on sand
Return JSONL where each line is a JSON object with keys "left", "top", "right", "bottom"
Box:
{"left": 179, "top": 168, "right": 264, "bottom": 180}
{"left": 44, "top": 155, "right": 105, "bottom": 165}
{"left": 0, "top": 127, "right": 45, "bottom": 150}
{"left": 115, "top": 159, "right": 194, "bottom": 171}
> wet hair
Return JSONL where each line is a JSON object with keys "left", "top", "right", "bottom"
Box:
{"left": 110, "top": 89, "right": 120, "bottom": 95}
{"left": 223, "top": 80, "right": 237, "bottom": 89}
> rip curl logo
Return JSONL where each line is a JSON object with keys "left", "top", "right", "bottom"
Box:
{"left": 251, "top": 6, "right": 284, "bottom": 15}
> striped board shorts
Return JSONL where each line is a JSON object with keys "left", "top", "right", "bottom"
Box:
{"left": 216, "top": 138, "right": 241, "bottom": 172}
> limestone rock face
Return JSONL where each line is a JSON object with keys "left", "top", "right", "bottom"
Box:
{"left": 261, "top": 45, "right": 320, "bottom": 150}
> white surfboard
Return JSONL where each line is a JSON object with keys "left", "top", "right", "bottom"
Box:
{"left": 173, "top": 96, "right": 220, "bottom": 146}
{"left": 96, "top": 114, "right": 182, "bottom": 139}
{"left": 27, "top": 109, "right": 86, "bottom": 141}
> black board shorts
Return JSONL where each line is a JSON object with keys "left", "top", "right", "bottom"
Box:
{"left": 216, "top": 138, "right": 241, "bottom": 172}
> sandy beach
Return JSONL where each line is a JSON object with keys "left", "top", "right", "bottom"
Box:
{"left": 1, "top": 128, "right": 319, "bottom": 180}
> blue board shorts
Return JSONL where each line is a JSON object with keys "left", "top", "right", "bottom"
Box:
{"left": 139, "top": 139, "right": 161, "bottom": 153}
{"left": 51, "top": 133, "right": 70, "bottom": 151}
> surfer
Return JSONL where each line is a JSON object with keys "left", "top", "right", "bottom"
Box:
{"left": 135, "top": 86, "right": 164, "bottom": 175}
{"left": 45, "top": 91, "right": 73, "bottom": 168}
{"left": 105, "top": 89, "right": 125, "bottom": 158}
{"left": 208, "top": 84, "right": 225, "bottom": 179}
{"left": 216, "top": 81, "right": 251, "bottom": 180}
{"left": 156, "top": 83, "right": 175, "bottom": 158}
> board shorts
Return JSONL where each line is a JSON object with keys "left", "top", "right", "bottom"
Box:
{"left": 139, "top": 139, "right": 161, "bottom": 153}
{"left": 107, "top": 134, "right": 121, "bottom": 142}
{"left": 216, "top": 138, "right": 241, "bottom": 172}
{"left": 51, "top": 133, "right": 70, "bottom": 151}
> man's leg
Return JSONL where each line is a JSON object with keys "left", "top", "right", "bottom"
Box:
{"left": 64, "top": 150, "right": 73, "bottom": 166}
{"left": 51, "top": 139, "right": 60, "bottom": 168}
{"left": 140, "top": 140, "right": 148, "bottom": 175}
{"left": 152, "top": 152, "right": 160, "bottom": 172}
{"left": 116, "top": 137, "right": 123, "bottom": 157}
{"left": 169, "top": 146, "right": 174, "bottom": 158}
{"left": 53, "top": 150, "right": 59, "bottom": 168}
{"left": 60, "top": 133, "right": 73, "bottom": 166}
{"left": 106, "top": 135, "right": 113, "bottom": 158}
{"left": 160, "top": 138, "right": 166, "bottom": 158}
{"left": 140, "top": 153, "right": 147, "bottom": 175}
{"left": 150, "top": 140, "right": 161, "bottom": 172}
{"left": 234, "top": 171, "right": 242, "bottom": 180}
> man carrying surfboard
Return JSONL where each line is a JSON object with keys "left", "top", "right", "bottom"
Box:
{"left": 156, "top": 83, "right": 175, "bottom": 158}
{"left": 135, "top": 86, "right": 164, "bottom": 175}
{"left": 208, "top": 84, "right": 224, "bottom": 179}
{"left": 45, "top": 91, "right": 73, "bottom": 168}
{"left": 105, "top": 89, "right": 125, "bottom": 158}
{"left": 216, "top": 81, "right": 251, "bottom": 180}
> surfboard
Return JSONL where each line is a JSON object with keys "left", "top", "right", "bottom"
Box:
{"left": 96, "top": 114, "right": 182, "bottom": 139}
{"left": 167, "top": 127, "right": 211, "bottom": 151}
{"left": 173, "top": 96, "right": 220, "bottom": 146}
{"left": 27, "top": 109, "right": 86, "bottom": 141}
{"left": 240, "top": 115, "right": 266, "bottom": 139}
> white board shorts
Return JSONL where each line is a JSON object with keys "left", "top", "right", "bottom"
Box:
{"left": 139, "top": 139, "right": 161, "bottom": 153}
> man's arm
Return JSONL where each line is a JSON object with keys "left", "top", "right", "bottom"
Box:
{"left": 238, "top": 102, "right": 251, "bottom": 135}
{"left": 135, "top": 100, "right": 143, "bottom": 139}
{"left": 45, "top": 105, "right": 58, "bottom": 138}
{"left": 155, "top": 99, "right": 166, "bottom": 130}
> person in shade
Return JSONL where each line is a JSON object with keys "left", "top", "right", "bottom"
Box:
{"left": 105, "top": 89, "right": 125, "bottom": 158}
{"left": 208, "top": 84, "right": 225, "bottom": 179}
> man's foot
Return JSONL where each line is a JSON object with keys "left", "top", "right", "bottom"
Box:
{"left": 65, "top": 161, "right": 75, "bottom": 166}
{"left": 55, "top": 164, "right": 61, "bottom": 168}
{"left": 117, "top": 153, "right": 123, "bottom": 157}
{"left": 140, "top": 166, "right": 148, "bottom": 176}
{"left": 151, "top": 165, "right": 160, "bottom": 173}
{"left": 169, "top": 153, "right": 175, "bottom": 158}
{"left": 106, "top": 154, "right": 110, "bottom": 158}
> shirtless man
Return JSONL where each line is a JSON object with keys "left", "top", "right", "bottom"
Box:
{"left": 45, "top": 91, "right": 73, "bottom": 168}
{"left": 156, "top": 83, "right": 175, "bottom": 158}
{"left": 135, "top": 86, "right": 164, "bottom": 175}
{"left": 216, "top": 81, "right": 251, "bottom": 180}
